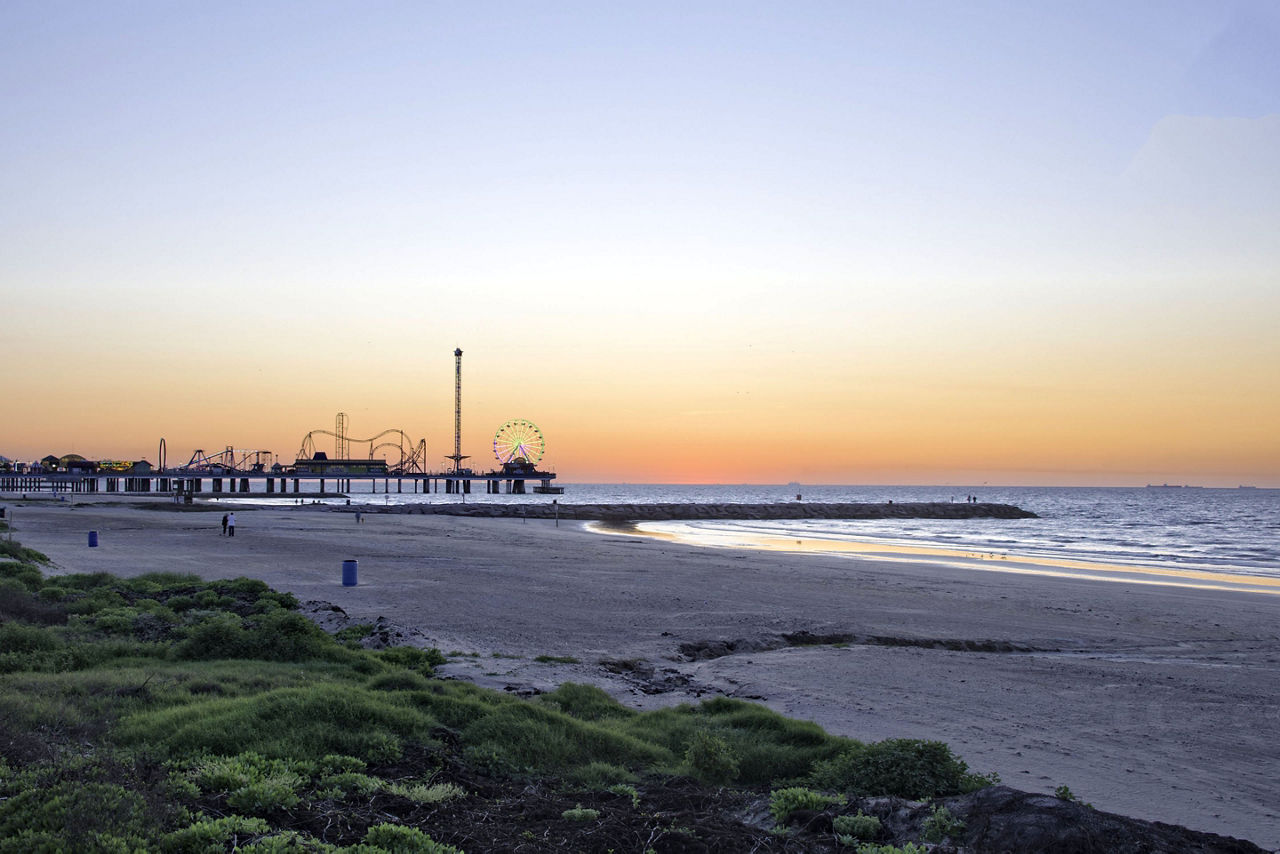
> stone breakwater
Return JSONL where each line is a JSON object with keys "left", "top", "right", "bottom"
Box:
{"left": 378, "top": 501, "right": 1038, "bottom": 521}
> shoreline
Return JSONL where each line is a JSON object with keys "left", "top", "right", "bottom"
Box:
{"left": 604, "top": 520, "right": 1280, "bottom": 597}
{"left": 6, "top": 500, "right": 1279, "bottom": 848}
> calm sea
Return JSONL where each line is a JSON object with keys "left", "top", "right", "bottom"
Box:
{"left": 276, "top": 483, "right": 1280, "bottom": 581}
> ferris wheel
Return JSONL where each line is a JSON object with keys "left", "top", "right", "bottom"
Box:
{"left": 493, "top": 419, "right": 546, "bottom": 465}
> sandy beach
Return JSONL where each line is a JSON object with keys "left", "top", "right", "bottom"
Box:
{"left": 6, "top": 498, "right": 1278, "bottom": 849}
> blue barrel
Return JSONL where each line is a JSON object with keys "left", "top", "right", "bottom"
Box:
{"left": 88, "top": 530, "right": 98, "bottom": 547}
{"left": 342, "top": 559, "right": 358, "bottom": 587}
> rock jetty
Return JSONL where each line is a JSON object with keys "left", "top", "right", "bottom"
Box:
{"left": 382, "top": 501, "right": 1037, "bottom": 521}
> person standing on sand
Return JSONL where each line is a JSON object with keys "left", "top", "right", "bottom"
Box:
{"left": 221, "top": 513, "right": 228, "bottom": 536}
{"left": 227, "top": 512, "right": 236, "bottom": 537}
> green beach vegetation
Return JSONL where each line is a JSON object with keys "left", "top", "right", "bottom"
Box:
{"left": 0, "top": 534, "right": 998, "bottom": 852}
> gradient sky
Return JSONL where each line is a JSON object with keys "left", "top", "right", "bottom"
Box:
{"left": 2, "top": 1, "right": 1278, "bottom": 485}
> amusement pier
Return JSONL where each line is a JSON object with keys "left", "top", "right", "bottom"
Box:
{"left": 0, "top": 464, "right": 559, "bottom": 501}
{"left": 0, "top": 349, "right": 561, "bottom": 501}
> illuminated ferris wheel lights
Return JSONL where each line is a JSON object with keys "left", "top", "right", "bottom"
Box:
{"left": 493, "top": 419, "right": 546, "bottom": 465}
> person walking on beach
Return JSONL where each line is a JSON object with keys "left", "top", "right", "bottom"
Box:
{"left": 227, "top": 512, "right": 236, "bottom": 537}
{"left": 221, "top": 513, "right": 228, "bottom": 536}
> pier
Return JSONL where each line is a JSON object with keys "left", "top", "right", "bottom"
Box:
{"left": 0, "top": 469, "right": 560, "bottom": 499}
{"left": 1, "top": 351, "right": 568, "bottom": 504}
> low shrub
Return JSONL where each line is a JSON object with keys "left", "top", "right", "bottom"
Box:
{"left": 362, "top": 823, "right": 461, "bottom": 853}
{"left": 684, "top": 729, "right": 739, "bottom": 784}
{"left": 0, "top": 560, "right": 44, "bottom": 590}
{"left": 769, "top": 786, "right": 840, "bottom": 824}
{"left": 0, "top": 622, "right": 62, "bottom": 655}
{"left": 386, "top": 781, "right": 465, "bottom": 804}
{"left": 562, "top": 804, "right": 600, "bottom": 822}
{"left": 254, "top": 590, "right": 299, "bottom": 611}
{"left": 921, "top": 803, "right": 965, "bottom": 842}
{"left": 0, "top": 584, "right": 67, "bottom": 626}
{"left": 607, "top": 783, "right": 641, "bottom": 808}
{"left": 175, "top": 613, "right": 249, "bottom": 660}
{"left": 160, "top": 814, "right": 271, "bottom": 852}
{"left": 245, "top": 611, "right": 336, "bottom": 662}
{"left": 93, "top": 606, "right": 143, "bottom": 636}
{"left": 175, "top": 610, "right": 337, "bottom": 663}
{"left": 540, "top": 682, "right": 635, "bottom": 722}
{"left": 335, "top": 623, "right": 376, "bottom": 647}
{"left": 58, "top": 571, "right": 117, "bottom": 591}
{"left": 0, "top": 779, "right": 154, "bottom": 851}
{"left": 733, "top": 739, "right": 818, "bottom": 785}
{"left": 695, "top": 696, "right": 848, "bottom": 784}
{"left": 123, "top": 572, "right": 203, "bottom": 595}
{"left": 226, "top": 777, "right": 303, "bottom": 813}
{"left": 321, "top": 771, "right": 384, "bottom": 797}
{"left": 376, "top": 646, "right": 446, "bottom": 674}
{"left": 0, "top": 541, "right": 49, "bottom": 565}
{"left": 194, "top": 589, "right": 234, "bottom": 609}
{"left": 833, "top": 811, "right": 881, "bottom": 841}
{"left": 316, "top": 754, "right": 366, "bottom": 774}
{"left": 238, "top": 829, "right": 327, "bottom": 852}
{"left": 37, "top": 584, "right": 69, "bottom": 602}
{"left": 809, "top": 738, "right": 991, "bottom": 799}
{"left": 212, "top": 577, "right": 272, "bottom": 599}
{"left": 191, "top": 752, "right": 298, "bottom": 792}
{"left": 63, "top": 588, "right": 129, "bottom": 615}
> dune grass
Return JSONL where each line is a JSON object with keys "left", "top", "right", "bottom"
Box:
{"left": 0, "top": 538, "right": 994, "bottom": 851}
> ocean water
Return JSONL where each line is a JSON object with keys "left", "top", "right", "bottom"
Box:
{"left": 292, "top": 483, "right": 1280, "bottom": 581}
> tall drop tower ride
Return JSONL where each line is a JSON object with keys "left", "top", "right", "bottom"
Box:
{"left": 446, "top": 348, "right": 469, "bottom": 473}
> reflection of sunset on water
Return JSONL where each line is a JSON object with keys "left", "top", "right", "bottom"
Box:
{"left": 622, "top": 521, "right": 1280, "bottom": 596}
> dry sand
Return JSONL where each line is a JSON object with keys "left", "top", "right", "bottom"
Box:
{"left": 6, "top": 498, "right": 1278, "bottom": 849}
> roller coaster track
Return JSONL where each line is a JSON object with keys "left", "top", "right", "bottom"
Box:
{"left": 177, "top": 447, "right": 275, "bottom": 474}
{"left": 297, "top": 429, "right": 427, "bottom": 475}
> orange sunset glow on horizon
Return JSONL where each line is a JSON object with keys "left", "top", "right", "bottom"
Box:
{"left": 2, "top": 5, "right": 1278, "bottom": 487}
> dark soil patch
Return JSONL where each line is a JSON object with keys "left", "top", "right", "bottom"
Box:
{"left": 198, "top": 741, "right": 1270, "bottom": 854}
{"left": 240, "top": 744, "right": 810, "bottom": 853}
{"left": 678, "top": 631, "right": 1048, "bottom": 662}
{"left": 599, "top": 657, "right": 693, "bottom": 694}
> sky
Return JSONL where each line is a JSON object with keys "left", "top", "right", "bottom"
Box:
{"left": 2, "top": 1, "right": 1278, "bottom": 486}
